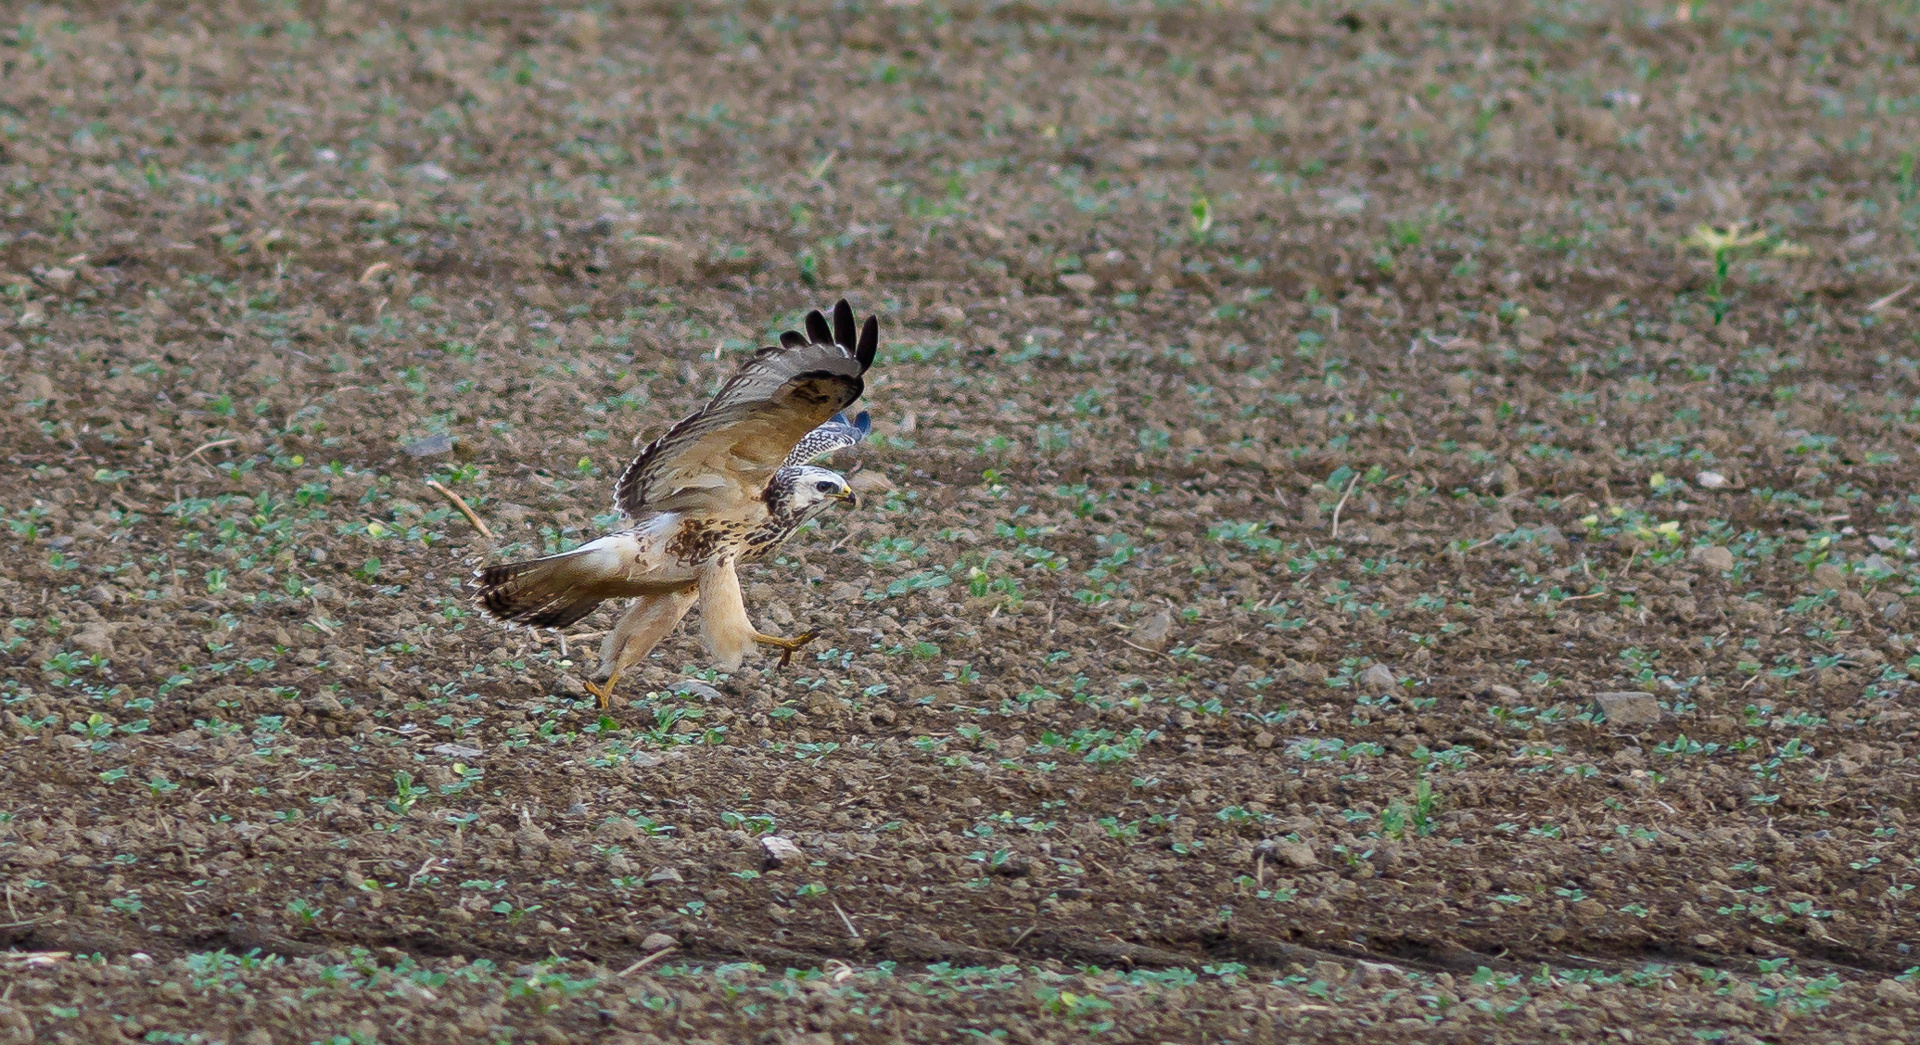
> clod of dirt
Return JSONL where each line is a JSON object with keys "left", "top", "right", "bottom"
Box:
{"left": 69, "top": 623, "right": 114, "bottom": 657}
{"left": 1878, "top": 979, "right": 1918, "bottom": 1003}
{"left": 641, "top": 932, "right": 677, "bottom": 953}
{"left": 1354, "top": 961, "right": 1408, "bottom": 987}
{"left": 1131, "top": 610, "right": 1174, "bottom": 651}
{"left": 1593, "top": 691, "right": 1662, "bottom": 727}
{"left": 1811, "top": 563, "right": 1848, "bottom": 590}
{"left": 1360, "top": 663, "right": 1397, "bottom": 693}
{"left": 761, "top": 836, "right": 804, "bottom": 868}
{"left": 1259, "top": 838, "right": 1318, "bottom": 869}
{"left": 14, "top": 373, "right": 53, "bottom": 404}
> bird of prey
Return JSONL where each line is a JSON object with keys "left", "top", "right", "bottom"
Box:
{"left": 475, "top": 300, "right": 878, "bottom": 708}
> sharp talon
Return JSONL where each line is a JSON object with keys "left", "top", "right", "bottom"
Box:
{"left": 583, "top": 677, "right": 615, "bottom": 711}
{"left": 758, "top": 630, "right": 820, "bottom": 670}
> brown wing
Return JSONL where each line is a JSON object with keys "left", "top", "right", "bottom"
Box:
{"left": 613, "top": 299, "right": 879, "bottom": 518}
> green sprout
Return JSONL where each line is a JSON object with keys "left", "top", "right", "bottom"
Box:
{"left": 1190, "top": 195, "right": 1212, "bottom": 243}
{"left": 1681, "top": 222, "right": 1769, "bottom": 325}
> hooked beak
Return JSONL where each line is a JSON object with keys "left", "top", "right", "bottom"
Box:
{"left": 836, "top": 488, "right": 858, "bottom": 508}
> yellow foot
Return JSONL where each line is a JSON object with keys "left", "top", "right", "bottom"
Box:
{"left": 583, "top": 672, "right": 620, "bottom": 711}
{"left": 754, "top": 630, "right": 820, "bottom": 668}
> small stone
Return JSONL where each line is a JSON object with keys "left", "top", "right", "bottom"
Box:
{"left": 1593, "top": 691, "right": 1662, "bottom": 728}
{"left": 1690, "top": 545, "right": 1735, "bottom": 572}
{"left": 1861, "top": 554, "right": 1894, "bottom": 575}
{"left": 641, "top": 932, "right": 677, "bottom": 952}
{"left": 403, "top": 433, "right": 456, "bottom": 457}
{"left": 1885, "top": 601, "right": 1908, "bottom": 622}
{"left": 1057, "top": 272, "right": 1097, "bottom": 294}
{"left": 645, "top": 867, "right": 683, "bottom": 884}
{"left": 1488, "top": 684, "right": 1522, "bottom": 702}
{"left": 672, "top": 679, "right": 725, "bottom": 701}
{"left": 1359, "top": 663, "right": 1397, "bottom": 694}
{"left": 1692, "top": 934, "right": 1720, "bottom": 948}
{"left": 1811, "top": 563, "right": 1847, "bottom": 590}
{"left": 1131, "top": 610, "right": 1173, "bottom": 652}
{"left": 1695, "top": 470, "right": 1728, "bottom": 489}
{"left": 760, "top": 835, "right": 804, "bottom": 868}
{"left": 430, "top": 742, "right": 484, "bottom": 760}
{"left": 931, "top": 304, "right": 967, "bottom": 329}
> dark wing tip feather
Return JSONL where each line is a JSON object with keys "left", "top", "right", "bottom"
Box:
{"left": 804, "top": 309, "right": 832, "bottom": 345}
{"left": 851, "top": 410, "right": 871, "bottom": 434}
{"left": 856, "top": 315, "right": 878, "bottom": 369}
{"left": 779, "top": 330, "right": 808, "bottom": 348}
{"left": 832, "top": 299, "right": 856, "bottom": 350}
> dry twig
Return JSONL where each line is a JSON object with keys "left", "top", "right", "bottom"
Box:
{"left": 619, "top": 947, "right": 678, "bottom": 977}
{"left": 178, "top": 438, "right": 237, "bottom": 464}
{"left": 1329, "top": 470, "right": 1364, "bottom": 540}
{"left": 425, "top": 479, "right": 495, "bottom": 540}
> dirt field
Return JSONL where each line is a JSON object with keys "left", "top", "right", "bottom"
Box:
{"left": 3, "top": 1, "right": 1920, "bottom": 1041}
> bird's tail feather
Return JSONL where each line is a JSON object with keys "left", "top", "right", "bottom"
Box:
{"left": 475, "top": 551, "right": 607, "bottom": 630}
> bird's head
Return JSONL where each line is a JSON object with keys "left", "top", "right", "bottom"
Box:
{"left": 773, "top": 464, "right": 857, "bottom": 518}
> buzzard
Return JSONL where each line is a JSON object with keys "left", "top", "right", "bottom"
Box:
{"left": 476, "top": 300, "right": 878, "bottom": 708}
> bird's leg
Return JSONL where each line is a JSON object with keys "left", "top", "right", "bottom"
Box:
{"left": 590, "top": 588, "right": 697, "bottom": 712}
{"left": 754, "top": 630, "right": 820, "bottom": 668}
{"left": 583, "top": 670, "right": 621, "bottom": 711}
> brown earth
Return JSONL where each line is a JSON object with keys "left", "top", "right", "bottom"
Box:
{"left": 3, "top": 1, "right": 1920, "bottom": 1042}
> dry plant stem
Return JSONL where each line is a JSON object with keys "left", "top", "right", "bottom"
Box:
{"left": 1329, "top": 471, "right": 1363, "bottom": 540}
{"left": 177, "top": 438, "right": 237, "bottom": 464}
{"left": 619, "top": 948, "right": 678, "bottom": 977}
{"left": 425, "top": 479, "right": 496, "bottom": 540}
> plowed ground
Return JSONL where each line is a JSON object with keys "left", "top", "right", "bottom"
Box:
{"left": 3, "top": 2, "right": 1919, "bottom": 1042}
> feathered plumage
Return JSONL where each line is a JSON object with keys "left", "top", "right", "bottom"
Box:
{"left": 474, "top": 300, "right": 882, "bottom": 707}
{"left": 785, "top": 410, "right": 871, "bottom": 467}
{"left": 611, "top": 299, "right": 876, "bottom": 519}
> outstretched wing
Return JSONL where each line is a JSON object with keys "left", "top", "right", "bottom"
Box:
{"left": 784, "top": 410, "right": 871, "bottom": 467}
{"left": 613, "top": 299, "right": 879, "bottom": 518}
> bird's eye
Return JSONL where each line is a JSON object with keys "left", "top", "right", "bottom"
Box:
{"left": 814, "top": 480, "right": 835, "bottom": 492}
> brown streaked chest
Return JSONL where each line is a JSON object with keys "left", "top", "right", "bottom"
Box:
{"left": 666, "top": 516, "right": 751, "bottom": 565}
{"left": 740, "top": 518, "right": 803, "bottom": 562}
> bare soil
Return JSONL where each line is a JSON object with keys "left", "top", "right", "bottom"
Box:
{"left": 3, "top": 2, "right": 1919, "bottom": 1042}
